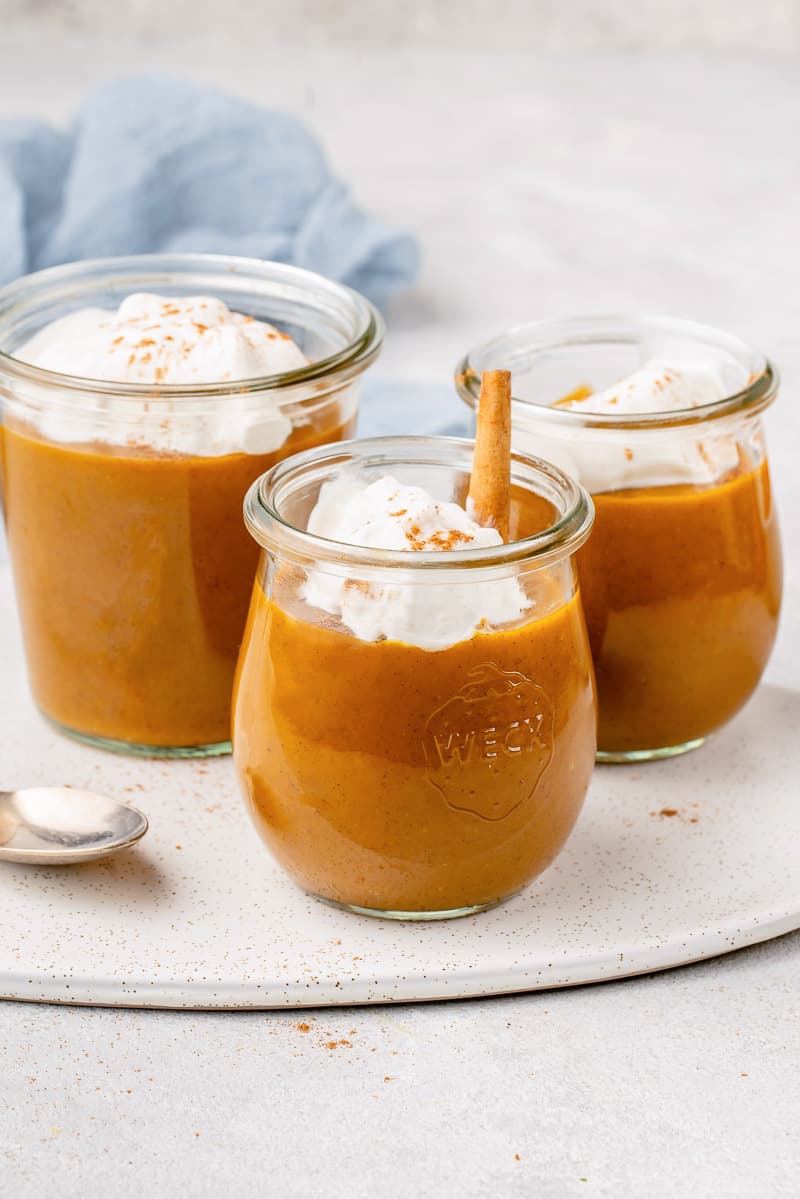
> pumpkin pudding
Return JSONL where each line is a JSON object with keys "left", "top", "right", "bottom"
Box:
{"left": 2, "top": 416, "right": 353, "bottom": 751}
{"left": 455, "top": 321, "right": 782, "bottom": 761}
{"left": 0, "top": 258, "right": 382, "bottom": 754}
{"left": 233, "top": 386, "right": 596, "bottom": 918}
{"left": 553, "top": 361, "right": 781, "bottom": 757}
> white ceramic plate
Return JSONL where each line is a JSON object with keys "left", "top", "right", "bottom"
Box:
{"left": 1, "top": 566, "right": 798, "bottom": 1009}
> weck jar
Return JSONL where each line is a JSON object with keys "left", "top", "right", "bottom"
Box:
{"left": 232, "top": 435, "right": 597, "bottom": 919}
{"left": 0, "top": 254, "right": 383, "bottom": 756}
{"left": 456, "top": 316, "right": 782, "bottom": 761}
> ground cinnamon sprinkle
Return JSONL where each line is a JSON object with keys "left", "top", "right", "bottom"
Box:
{"left": 296, "top": 1022, "right": 311, "bottom": 1033}
{"left": 651, "top": 806, "right": 700, "bottom": 823}
{"left": 403, "top": 524, "right": 470, "bottom": 552}
{"left": 405, "top": 524, "right": 424, "bottom": 549}
{"left": 428, "top": 529, "right": 470, "bottom": 551}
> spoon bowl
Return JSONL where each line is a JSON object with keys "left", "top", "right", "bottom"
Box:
{"left": 0, "top": 788, "right": 148, "bottom": 865}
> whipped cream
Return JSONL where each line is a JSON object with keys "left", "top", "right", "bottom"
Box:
{"left": 18, "top": 293, "right": 308, "bottom": 384}
{"left": 15, "top": 294, "right": 310, "bottom": 455}
{"left": 529, "top": 360, "right": 746, "bottom": 493}
{"left": 300, "top": 474, "right": 528, "bottom": 650}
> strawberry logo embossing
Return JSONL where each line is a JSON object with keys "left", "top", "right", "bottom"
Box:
{"left": 423, "top": 663, "right": 554, "bottom": 822}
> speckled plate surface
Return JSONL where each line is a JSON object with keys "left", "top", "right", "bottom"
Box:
{"left": 1, "top": 567, "right": 798, "bottom": 1009}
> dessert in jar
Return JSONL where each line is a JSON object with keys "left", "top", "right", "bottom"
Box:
{"left": 0, "top": 254, "right": 383, "bottom": 756}
{"left": 233, "top": 374, "right": 597, "bottom": 918}
{"left": 456, "top": 317, "right": 782, "bottom": 761}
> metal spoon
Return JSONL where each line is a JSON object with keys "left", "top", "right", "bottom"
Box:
{"left": 0, "top": 788, "right": 148, "bottom": 865}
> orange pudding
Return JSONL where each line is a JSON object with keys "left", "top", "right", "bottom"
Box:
{"left": 232, "top": 436, "right": 596, "bottom": 917}
{"left": 456, "top": 316, "right": 783, "bottom": 760}
{"left": 1, "top": 415, "right": 353, "bottom": 751}
{"left": 234, "top": 582, "right": 595, "bottom": 914}
{"left": 578, "top": 458, "right": 782, "bottom": 756}
{"left": 0, "top": 256, "right": 384, "bottom": 754}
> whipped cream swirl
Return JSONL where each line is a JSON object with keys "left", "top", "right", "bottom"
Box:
{"left": 528, "top": 360, "right": 747, "bottom": 493}
{"left": 301, "top": 474, "right": 528, "bottom": 650}
{"left": 15, "top": 294, "right": 310, "bottom": 455}
{"left": 18, "top": 293, "right": 308, "bottom": 384}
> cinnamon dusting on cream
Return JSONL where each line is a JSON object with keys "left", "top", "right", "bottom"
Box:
{"left": 17, "top": 293, "right": 308, "bottom": 386}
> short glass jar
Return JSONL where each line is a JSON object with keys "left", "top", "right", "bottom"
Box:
{"left": 456, "top": 316, "right": 783, "bottom": 761}
{"left": 0, "top": 254, "right": 383, "bottom": 756}
{"left": 233, "top": 435, "right": 597, "bottom": 919}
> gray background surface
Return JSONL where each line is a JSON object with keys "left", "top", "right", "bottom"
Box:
{"left": 4, "top": 0, "right": 800, "bottom": 54}
{"left": 1, "top": 5, "right": 799, "bottom": 1196}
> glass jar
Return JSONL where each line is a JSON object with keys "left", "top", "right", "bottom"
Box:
{"left": 456, "top": 316, "right": 782, "bottom": 762}
{"left": 0, "top": 254, "right": 383, "bottom": 756}
{"left": 233, "top": 435, "right": 596, "bottom": 919}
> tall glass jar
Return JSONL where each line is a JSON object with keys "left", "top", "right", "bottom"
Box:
{"left": 233, "top": 435, "right": 596, "bottom": 919}
{"left": 0, "top": 254, "right": 383, "bottom": 756}
{"left": 456, "top": 316, "right": 782, "bottom": 761}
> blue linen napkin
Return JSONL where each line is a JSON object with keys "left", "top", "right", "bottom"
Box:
{"left": 0, "top": 73, "right": 419, "bottom": 308}
{"left": 359, "top": 378, "right": 470, "bottom": 439}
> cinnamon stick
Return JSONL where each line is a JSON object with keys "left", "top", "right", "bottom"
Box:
{"left": 467, "top": 369, "right": 512, "bottom": 543}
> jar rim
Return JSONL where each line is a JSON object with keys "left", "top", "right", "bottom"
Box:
{"left": 455, "top": 314, "right": 778, "bottom": 432}
{"left": 244, "top": 434, "right": 595, "bottom": 575}
{"left": 0, "top": 253, "right": 384, "bottom": 404}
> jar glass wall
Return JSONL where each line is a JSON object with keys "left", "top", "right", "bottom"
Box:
{"left": 0, "top": 254, "right": 383, "bottom": 756}
{"left": 233, "top": 435, "right": 597, "bottom": 919}
{"left": 456, "top": 316, "right": 782, "bottom": 761}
